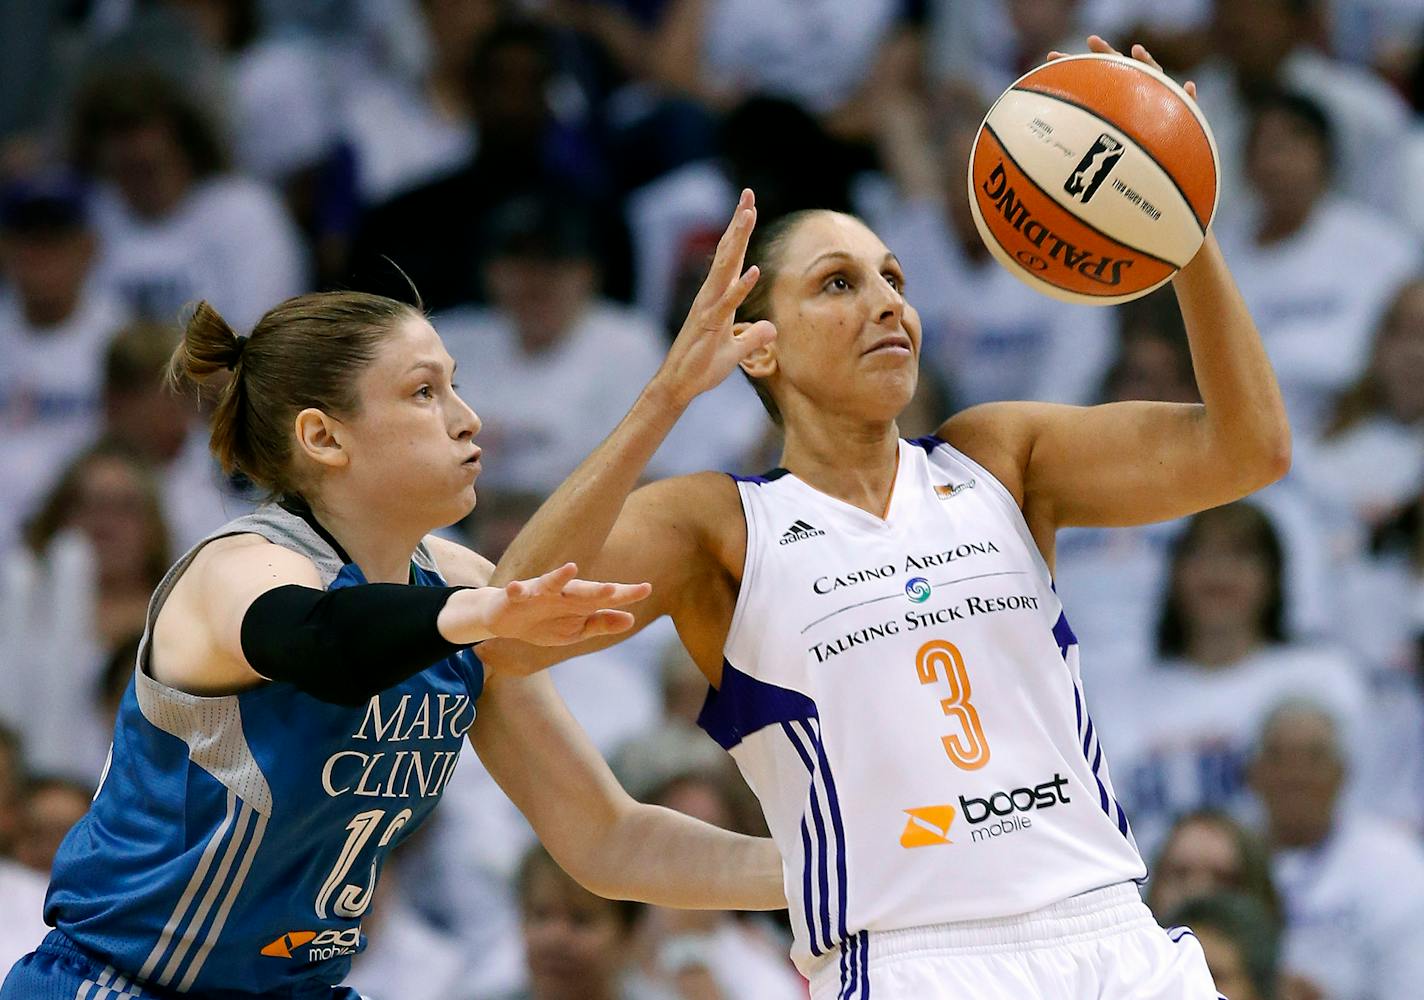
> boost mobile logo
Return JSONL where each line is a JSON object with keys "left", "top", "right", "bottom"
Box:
{"left": 261, "top": 927, "right": 360, "bottom": 961}
{"left": 1064, "top": 134, "right": 1124, "bottom": 203}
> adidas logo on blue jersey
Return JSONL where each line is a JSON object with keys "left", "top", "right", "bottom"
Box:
{"left": 779, "top": 519, "right": 826, "bottom": 545}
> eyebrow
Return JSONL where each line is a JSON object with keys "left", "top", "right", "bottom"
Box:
{"left": 803, "top": 250, "right": 903, "bottom": 275}
{"left": 405, "top": 359, "right": 450, "bottom": 378}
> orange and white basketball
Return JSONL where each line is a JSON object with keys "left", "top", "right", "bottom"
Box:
{"left": 968, "top": 53, "right": 1219, "bottom": 306}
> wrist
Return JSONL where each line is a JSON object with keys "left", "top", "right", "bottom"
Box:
{"left": 435, "top": 587, "right": 496, "bottom": 645}
{"left": 641, "top": 375, "right": 695, "bottom": 417}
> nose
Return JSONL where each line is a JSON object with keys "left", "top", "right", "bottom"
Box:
{"left": 451, "top": 392, "right": 482, "bottom": 440}
{"left": 873, "top": 275, "right": 905, "bottom": 327}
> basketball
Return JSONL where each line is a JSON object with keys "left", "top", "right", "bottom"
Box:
{"left": 968, "top": 53, "right": 1220, "bottom": 306}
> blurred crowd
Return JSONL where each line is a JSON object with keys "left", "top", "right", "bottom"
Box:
{"left": 3, "top": 1, "right": 1424, "bottom": 998}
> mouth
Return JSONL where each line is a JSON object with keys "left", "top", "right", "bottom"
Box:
{"left": 463, "top": 447, "right": 482, "bottom": 473}
{"left": 864, "top": 334, "right": 913, "bottom": 356}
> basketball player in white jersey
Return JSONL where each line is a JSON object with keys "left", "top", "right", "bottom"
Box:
{"left": 482, "top": 38, "right": 1284, "bottom": 999}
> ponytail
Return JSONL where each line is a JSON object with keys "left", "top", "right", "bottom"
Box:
{"left": 168, "top": 300, "right": 248, "bottom": 480}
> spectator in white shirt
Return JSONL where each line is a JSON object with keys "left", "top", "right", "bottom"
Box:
{"left": 339, "top": 0, "right": 496, "bottom": 204}
{"left": 0, "top": 444, "right": 170, "bottom": 782}
{"left": 1091, "top": 502, "right": 1368, "bottom": 855}
{"left": 1249, "top": 698, "right": 1424, "bottom": 1000}
{"left": 0, "top": 174, "right": 130, "bottom": 550}
{"left": 1192, "top": 0, "right": 1413, "bottom": 216}
{"left": 70, "top": 66, "right": 307, "bottom": 332}
{"left": 1297, "top": 277, "right": 1424, "bottom": 545}
{"left": 1217, "top": 92, "right": 1421, "bottom": 441}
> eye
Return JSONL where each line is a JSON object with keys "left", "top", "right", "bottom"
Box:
{"left": 450, "top": 382, "right": 460, "bottom": 391}
{"left": 884, "top": 272, "right": 903, "bottom": 292}
{"left": 824, "top": 274, "right": 851, "bottom": 293}
{"left": 415, "top": 385, "right": 434, "bottom": 400}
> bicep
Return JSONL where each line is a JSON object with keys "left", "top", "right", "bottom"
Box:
{"left": 153, "top": 536, "right": 322, "bottom": 691}
{"left": 944, "top": 400, "right": 1232, "bottom": 531}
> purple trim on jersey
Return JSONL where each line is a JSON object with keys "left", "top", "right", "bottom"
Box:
{"left": 698, "top": 660, "right": 820, "bottom": 750}
{"left": 807, "top": 718, "right": 851, "bottom": 949}
{"left": 728, "top": 472, "right": 772, "bottom": 484}
{"left": 905, "top": 435, "right": 945, "bottom": 454}
{"left": 1072, "top": 683, "right": 1132, "bottom": 838}
{"left": 782, "top": 721, "right": 828, "bottom": 956}
{"left": 1052, "top": 611, "right": 1078, "bottom": 654}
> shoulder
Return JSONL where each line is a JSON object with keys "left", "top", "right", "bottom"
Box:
{"left": 936, "top": 402, "right": 1042, "bottom": 506}
{"left": 422, "top": 535, "right": 496, "bottom": 587}
{"left": 177, "top": 533, "right": 324, "bottom": 606}
{"left": 634, "top": 470, "right": 743, "bottom": 528}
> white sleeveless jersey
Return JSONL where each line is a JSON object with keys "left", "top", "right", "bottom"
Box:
{"left": 699, "top": 437, "right": 1145, "bottom": 976}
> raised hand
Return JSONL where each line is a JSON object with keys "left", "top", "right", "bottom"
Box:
{"left": 1047, "top": 35, "right": 1199, "bottom": 101}
{"left": 451, "top": 564, "right": 653, "bottom": 647}
{"left": 652, "top": 189, "right": 778, "bottom": 408}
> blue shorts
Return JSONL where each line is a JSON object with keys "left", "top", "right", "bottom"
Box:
{"left": 2, "top": 931, "right": 365, "bottom": 1000}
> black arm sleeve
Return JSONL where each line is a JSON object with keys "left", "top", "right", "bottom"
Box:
{"left": 239, "top": 583, "right": 473, "bottom": 706}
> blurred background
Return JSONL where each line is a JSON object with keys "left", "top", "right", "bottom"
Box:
{"left": 2, "top": 1, "right": 1424, "bottom": 998}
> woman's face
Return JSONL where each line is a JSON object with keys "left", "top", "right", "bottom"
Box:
{"left": 756, "top": 213, "right": 923, "bottom": 425}
{"left": 521, "top": 866, "right": 628, "bottom": 1000}
{"left": 1151, "top": 819, "right": 1243, "bottom": 917}
{"left": 1173, "top": 518, "right": 1273, "bottom": 640}
{"left": 70, "top": 456, "right": 158, "bottom": 586}
{"left": 1246, "top": 110, "right": 1328, "bottom": 223}
{"left": 322, "top": 316, "right": 482, "bottom": 529}
{"left": 1374, "top": 284, "right": 1424, "bottom": 425}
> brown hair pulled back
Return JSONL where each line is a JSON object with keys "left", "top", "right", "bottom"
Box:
{"left": 168, "top": 292, "right": 421, "bottom": 497}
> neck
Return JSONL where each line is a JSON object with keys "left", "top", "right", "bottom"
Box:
{"left": 1268, "top": 813, "right": 1335, "bottom": 851}
{"left": 1184, "top": 627, "right": 1262, "bottom": 668}
{"left": 779, "top": 409, "right": 902, "bottom": 517}
{"left": 1255, "top": 202, "right": 1313, "bottom": 245}
{"left": 306, "top": 494, "right": 427, "bottom": 584}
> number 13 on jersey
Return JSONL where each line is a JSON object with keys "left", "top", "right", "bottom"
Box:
{"left": 915, "top": 639, "right": 991, "bottom": 770}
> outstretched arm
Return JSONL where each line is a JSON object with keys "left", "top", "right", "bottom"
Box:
{"left": 471, "top": 668, "right": 785, "bottom": 910}
{"left": 940, "top": 38, "right": 1289, "bottom": 545}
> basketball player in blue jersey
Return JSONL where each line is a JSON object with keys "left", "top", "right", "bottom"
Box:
{"left": 1, "top": 287, "right": 786, "bottom": 999}
{"left": 478, "top": 40, "right": 1286, "bottom": 1000}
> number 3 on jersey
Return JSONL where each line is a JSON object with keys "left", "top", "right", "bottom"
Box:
{"left": 915, "top": 639, "right": 991, "bottom": 770}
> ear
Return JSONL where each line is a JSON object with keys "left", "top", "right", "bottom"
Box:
{"left": 736, "top": 321, "right": 778, "bottom": 379}
{"left": 293, "top": 408, "right": 349, "bottom": 471}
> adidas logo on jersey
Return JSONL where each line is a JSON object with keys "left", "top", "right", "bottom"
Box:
{"left": 779, "top": 519, "right": 826, "bottom": 545}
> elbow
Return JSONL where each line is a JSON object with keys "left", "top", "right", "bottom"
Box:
{"left": 1238, "top": 421, "right": 1292, "bottom": 493}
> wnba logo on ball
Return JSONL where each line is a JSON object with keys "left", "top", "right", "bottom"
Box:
{"left": 905, "top": 578, "right": 932, "bottom": 603}
{"left": 1064, "top": 133, "right": 1124, "bottom": 204}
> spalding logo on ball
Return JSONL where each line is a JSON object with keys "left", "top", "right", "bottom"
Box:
{"left": 968, "top": 53, "right": 1220, "bottom": 306}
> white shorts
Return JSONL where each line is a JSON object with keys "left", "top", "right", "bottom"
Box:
{"left": 808, "top": 884, "right": 1224, "bottom": 1000}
